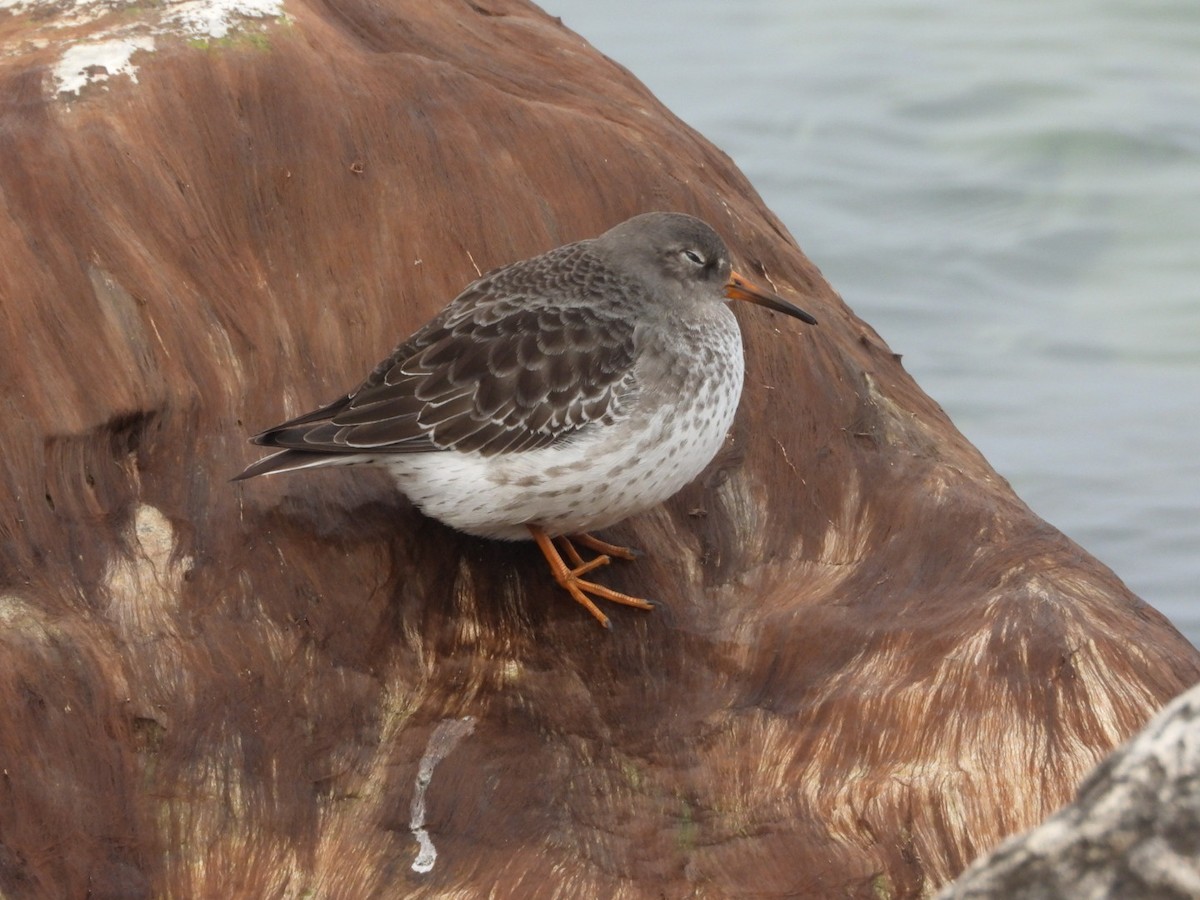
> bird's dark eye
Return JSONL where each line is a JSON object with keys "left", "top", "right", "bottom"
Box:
{"left": 682, "top": 249, "right": 705, "bottom": 266}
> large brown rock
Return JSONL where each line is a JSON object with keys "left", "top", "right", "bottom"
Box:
{"left": 0, "top": 0, "right": 1195, "bottom": 896}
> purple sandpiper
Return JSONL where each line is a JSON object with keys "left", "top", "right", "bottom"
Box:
{"left": 236, "top": 212, "right": 817, "bottom": 627}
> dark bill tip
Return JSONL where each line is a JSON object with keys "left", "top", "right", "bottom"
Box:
{"left": 726, "top": 271, "right": 818, "bottom": 325}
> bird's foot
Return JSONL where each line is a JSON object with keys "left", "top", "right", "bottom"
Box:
{"left": 554, "top": 574, "right": 655, "bottom": 630}
{"left": 555, "top": 535, "right": 611, "bottom": 575}
{"left": 569, "top": 532, "right": 641, "bottom": 561}
{"left": 530, "top": 526, "right": 654, "bottom": 628}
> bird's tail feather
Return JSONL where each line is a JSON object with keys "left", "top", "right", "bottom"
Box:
{"left": 232, "top": 449, "right": 374, "bottom": 482}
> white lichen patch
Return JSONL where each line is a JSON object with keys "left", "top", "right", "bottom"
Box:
{"left": 161, "top": 0, "right": 284, "bottom": 40}
{"left": 1, "top": 0, "right": 288, "bottom": 98}
{"left": 52, "top": 34, "right": 155, "bottom": 95}
{"left": 104, "top": 503, "right": 193, "bottom": 639}
{"left": 0, "top": 593, "right": 59, "bottom": 645}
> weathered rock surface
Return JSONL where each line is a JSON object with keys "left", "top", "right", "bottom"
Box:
{"left": 1, "top": 0, "right": 1197, "bottom": 897}
{"left": 939, "top": 681, "right": 1200, "bottom": 899}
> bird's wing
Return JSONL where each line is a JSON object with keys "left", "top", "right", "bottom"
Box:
{"left": 251, "top": 245, "right": 639, "bottom": 458}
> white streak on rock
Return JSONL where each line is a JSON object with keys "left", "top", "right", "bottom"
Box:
{"left": 410, "top": 716, "right": 476, "bottom": 875}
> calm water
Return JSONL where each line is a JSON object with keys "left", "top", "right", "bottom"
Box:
{"left": 549, "top": 0, "right": 1200, "bottom": 646}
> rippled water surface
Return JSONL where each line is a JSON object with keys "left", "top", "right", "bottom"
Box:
{"left": 549, "top": 0, "right": 1200, "bottom": 645}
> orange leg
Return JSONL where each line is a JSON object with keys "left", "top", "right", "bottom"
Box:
{"left": 555, "top": 536, "right": 592, "bottom": 571}
{"left": 528, "top": 525, "right": 654, "bottom": 628}
{"left": 555, "top": 538, "right": 611, "bottom": 577}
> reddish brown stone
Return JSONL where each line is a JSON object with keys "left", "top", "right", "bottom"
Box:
{"left": 1, "top": 1, "right": 1196, "bottom": 897}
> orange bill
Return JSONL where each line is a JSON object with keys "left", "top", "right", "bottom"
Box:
{"left": 726, "top": 271, "right": 818, "bottom": 324}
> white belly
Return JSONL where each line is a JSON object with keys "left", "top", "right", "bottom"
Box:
{"left": 383, "top": 331, "right": 744, "bottom": 540}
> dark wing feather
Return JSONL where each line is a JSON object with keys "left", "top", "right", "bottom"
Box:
{"left": 248, "top": 242, "right": 639, "bottom": 460}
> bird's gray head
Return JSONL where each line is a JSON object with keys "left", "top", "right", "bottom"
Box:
{"left": 597, "top": 212, "right": 733, "bottom": 303}
{"left": 596, "top": 212, "right": 818, "bottom": 324}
